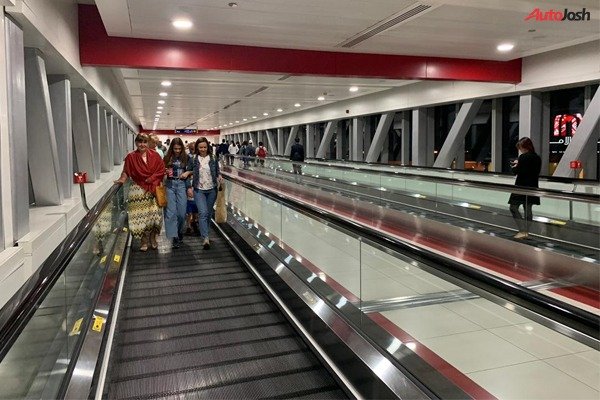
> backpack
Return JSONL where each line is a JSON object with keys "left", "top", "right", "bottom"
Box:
{"left": 257, "top": 146, "right": 267, "bottom": 158}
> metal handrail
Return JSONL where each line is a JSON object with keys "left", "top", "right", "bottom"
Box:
{"left": 223, "top": 173, "right": 600, "bottom": 343}
{"left": 0, "top": 184, "right": 122, "bottom": 360}
{"left": 254, "top": 156, "right": 600, "bottom": 204}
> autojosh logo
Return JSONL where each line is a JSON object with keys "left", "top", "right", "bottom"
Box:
{"left": 525, "top": 7, "right": 591, "bottom": 21}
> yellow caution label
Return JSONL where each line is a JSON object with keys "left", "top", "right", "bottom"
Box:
{"left": 92, "top": 315, "right": 106, "bottom": 332}
{"left": 114, "top": 254, "right": 121, "bottom": 263}
{"left": 123, "top": 227, "right": 128, "bottom": 232}
{"left": 70, "top": 318, "right": 83, "bottom": 336}
{"left": 100, "top": 256, "right": 107, "bottom": 264}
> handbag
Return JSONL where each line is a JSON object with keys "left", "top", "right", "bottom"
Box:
{"left": 215, "top": 183, "right": 227, "bottom": 223}
{"left": 155, "top": 183, "right": 168, "bottom": 208}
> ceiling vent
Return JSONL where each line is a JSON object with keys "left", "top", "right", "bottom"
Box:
{"left": 336, "top": 3, "right": 434, "bottom": 48}
{"left": 245, "top": 86, "right": 269, "bottom": 97}
{"left": 222, "top": 100, "right": 241, "bottom": 110}
{"left": 277, "top": 75, "right": 292, "bottom": 81}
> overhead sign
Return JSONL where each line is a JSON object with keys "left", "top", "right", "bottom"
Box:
{"left": 175, "top": 128, "right": 198, "bottom": 134}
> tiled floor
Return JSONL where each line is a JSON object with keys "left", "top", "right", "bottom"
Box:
{"left": 231, "top": 183, "right": 600, "bottom": 400}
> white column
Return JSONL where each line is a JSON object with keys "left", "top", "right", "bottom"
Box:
{"left": 49, "top": 77, "right": 73, "bottom": 197}
{"left": 72, "top": 88, "right": 97, "bottom": 182}
{"left": 365, "top": 113, "right": 394, "bottom": 163}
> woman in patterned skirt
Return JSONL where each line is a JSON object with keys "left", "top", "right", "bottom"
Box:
{"left": 115, "top": 133, "right": 165, "bottom": 251}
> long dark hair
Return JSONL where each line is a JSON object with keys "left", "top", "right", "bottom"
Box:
{"left": 516, "top": 137, "right": 535, "bottom": 153}
{"left": 164, "top": 137, "right": 189, "bottom": 167}
{"left": 194, "top": 137, "right": 213, "bottom": 158}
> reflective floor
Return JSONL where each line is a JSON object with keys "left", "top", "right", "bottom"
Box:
{"left": 227, "top": 179, "right": 600, "bottom": 400}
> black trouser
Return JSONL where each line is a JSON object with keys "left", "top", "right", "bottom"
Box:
{"left": 509, "top": 203, "right": 533, "bottom": 232}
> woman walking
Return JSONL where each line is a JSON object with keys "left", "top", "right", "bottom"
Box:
{"left": 115, "top": 133, "right": 165, "bottom": 251}
{"left": 186, "top": 137, "right": 223, "bottom": 249}
{"left": 509, "top": 137, "right": 541, "bottom": 239}
{"left": 163, "top": 138, "right": 190, "bottom": 249}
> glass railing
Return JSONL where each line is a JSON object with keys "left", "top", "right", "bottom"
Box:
{"left": 223, "top": 176, "right": 599, "bottom": 400}
{"left": 0, "top": 184, "right": 128, "bottom": 400}
{"left": 229, "top": 156, "right": 600, "bottom": 256}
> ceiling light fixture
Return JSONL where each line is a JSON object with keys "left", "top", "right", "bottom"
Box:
{"left": 252, "top": 116, "right": 257, "bottom": 119}
{"left": 235, "top": 120, "right": 239, "bottom": 123}
{"left": 497, "top": 43, "right": 515, "bottom": 52}
{"left": 276, "top": 108, "right": 283, "bottom": 112}
{"left": 156, "top": 111, "right": 162, "bottom": 114}
{"left": 294, "top": 103, "right": 301, "bottom": 107}
{"left": 157, "top": 106, "right": 163, "bottom": 110}
{"left": 317, "top": 96, "right": 325, "bottom": 101}
{"left": 158, "top": 100, "right": 165, "bottom": 104}
{"left": 159, "top": 92, "right": 168, "bottom": 97}
{"left": 161, "top": 81, "right": 172, "bottom": 87}
{"left": 349, "top": 86, "right": 358, "bottom": 92}
{"left": 172, "top": 19, "right": 193, "bottom": 29}
{"left": 263, "top": 112, "right": 269, "bottom": 116}
{"left": 243, "top": 118, "right": 248, "bottom": 121}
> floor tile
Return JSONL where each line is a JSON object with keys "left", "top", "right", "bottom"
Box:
{"left": 392, "top": 273, "right": 461, "bottom": 295}
{"left": 381, "top": 304, "right": 482, "bottom": 340}
{"left": 468, "top": 360, "right": 598, "bottom": 399}
{"left": 545, "top": 350, "right": 600, "bottom": 390}
{"left": 420, "top": 330, "right": 536, "bottom": 373}
{"left": 360, "top": 277, "right": 418, "bottom": 301}
{"left": 443, "top": 298, "right": 530, "bottom": 329}
{"left": 490, "top": 323, "right": 591, "bottom": 359}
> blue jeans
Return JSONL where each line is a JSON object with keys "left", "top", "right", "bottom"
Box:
{"left": 164, "top": 179, "right": 187, "bottom": 239}
{"left": 194, "top": 188, "right": 217, "bottom": 240}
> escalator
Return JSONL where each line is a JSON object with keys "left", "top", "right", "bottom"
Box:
{"left": 103, "top": 233, "right": 347, "bottom": 399}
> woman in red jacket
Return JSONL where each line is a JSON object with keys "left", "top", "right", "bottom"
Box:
{"left": 115, "top": 133, "right": 165, "bottom": 251}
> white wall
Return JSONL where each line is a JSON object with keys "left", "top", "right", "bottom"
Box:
{"left": 222, "top": 41, "right": 600, "bottom": 134}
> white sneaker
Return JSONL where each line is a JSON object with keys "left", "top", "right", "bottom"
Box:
{"left": 514, "top": 232, "right": 528, "bottom": 239}
{"left": 203, "top": 238, "right": 210, "bottom": 249}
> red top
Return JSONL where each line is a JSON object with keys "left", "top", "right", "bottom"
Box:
{"left": 123, "top": 149, "right": 165, "bottom": 193}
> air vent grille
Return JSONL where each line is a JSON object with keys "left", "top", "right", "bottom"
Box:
{"left": 245, "top": 86, "right": 269, "bottom": 97}
{"left": 337, "top": 4, "right": 431, "bottom": 48}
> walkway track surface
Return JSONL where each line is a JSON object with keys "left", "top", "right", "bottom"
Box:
{"left": 104, "top": 233, "right": 346, "bottom": 399}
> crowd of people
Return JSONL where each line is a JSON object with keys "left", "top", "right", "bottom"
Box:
{"left": 114, "top": 133, "right": 306, "bottom": 252}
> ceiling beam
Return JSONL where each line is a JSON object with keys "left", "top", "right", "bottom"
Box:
{"left": 78, "top": 5, "right": 521, "bottom": 84}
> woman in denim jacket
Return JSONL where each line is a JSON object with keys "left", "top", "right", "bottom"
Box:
{"left": 184, "top": 137, "right": 223, "bottom": 249}
{"left": 163, "top": 138, "right": 190, "bottom": 249}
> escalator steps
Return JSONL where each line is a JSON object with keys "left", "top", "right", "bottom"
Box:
{"left": 105, "top": 235, "right": 347, "bottom": 399}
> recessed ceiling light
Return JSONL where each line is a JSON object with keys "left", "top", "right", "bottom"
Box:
{"left": 317, "top": 96, "right": 325, "bottom": 101}
{"left": 263, "top": 112, "right": 269, "bottom": 116}
{"left": 161, "top": 80, "right": 172, "bottom": 87}
{"left": 229, "top": 122, "right": 233, "bottom": 125}
{"left": 172, "top": 19, "right": 193, "bottom": 29}
{"left": 156, "top": 111, "right": 162, "bottom": 114}
{"left": 157, "top": 106, "right": 163, "bottom": 110}
{"left": 497, "top": 43, "right": 514, "bottom": 52}
{"left": 276, "top": 108, "right": 283, "bottom": 112}
{"left": 158, "top": 100, "right": 165, "bottom": 104}
{"left": 235, "top": 120, "right": 239, "bottom": 123}
{"left": 252, "top": 116, "right": 257, "bottom": 119}
{"left": 243, "top": 118, "right": 247, "bottom": 121}
{"left": 349, "top": 86, "right": 358, "bottom": 92}
{"left": 159, "top": 92, "right": 168, "bottom": 97}
{"left": 294, "top": 103, "right": 301, "bottom": 107}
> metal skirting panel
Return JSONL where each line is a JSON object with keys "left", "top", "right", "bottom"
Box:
{"left": 103, "top": 234, "right": 346, "bottom": 399}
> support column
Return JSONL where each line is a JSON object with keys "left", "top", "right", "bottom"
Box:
{"left": 99, "top": 108, "right": 111, "bottom": 172}
{"left": 2, "top": 16, "right": 28, "bottom": 245}
{"left": 265, "top": 130, "right": 276, "bottom": 155}
{"left": 519, "top": 93, "right": 543, "bottom": 152}
{"left": 433, "top": 100, "right": 483, "bottom": 168}
{"left": 284, "top": 126, "right": 299, "bottom": 156}
{"left": 88, "top": 101, "right": 101, "bottom": 179}
{"left": 412, "top": 109, "right": 427, "bottom": 166}
{"left": 400, "top": 111, "right": 410, "bottom": 165}
{"left": 554, "top": 89, "right": 600, "bottom": 177}
{"left": 71, "top": 88, "right": 97, "bottom": 182}
{"left": 306, "top": 124, "right": 315, "bottom": 158}
{"left": 582, "top": 85, "right": 598, "bottom": 180}
{"left": 336, "top": 120, "right": 344, "bottom": 160}
{"left": 106, "top": 113, "right": 114, "bottom": 169}
{"left": 365, "top": 113, "right": 394, "bottom": 163}
{"left": 277, "top": 128, "right": 284, "bottom": 155}
{"left": 316, "top": 121, "right": 337, "bottom": 158}
{"left": 25, "top": 48, "right": 63, "bottom": 205}
{"left": 491, "top": 99, "right": 503, "bottom": 172}
{"left": 112, "top": 117, "right": 120, "bottom": 165}
{"left": 49, "top": 77, "right": 72, "bottom": 198}
{"left": 351, "top": 117, "right": 364, "bottom": 161}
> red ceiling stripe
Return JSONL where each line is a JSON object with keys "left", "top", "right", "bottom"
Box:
{"left": 78, "top": 5, "right": 521, "bottom": 83}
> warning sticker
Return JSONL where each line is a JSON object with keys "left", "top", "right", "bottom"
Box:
{"left": 69, "top": 318, "right": 83, "bottom": 336}
{"left": 92, "top": 315, "right": 106, "bottom": 332}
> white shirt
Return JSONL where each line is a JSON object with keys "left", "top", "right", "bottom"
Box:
{"left": 228, "top": 144, "right": 239, "bottom": 155}
{"left": 196, "top": 155, "right": 215, "bottom": 190}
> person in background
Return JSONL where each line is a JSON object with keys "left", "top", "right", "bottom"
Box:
{"left": 159, "top": 140, "right": 167, "bottom": 155}
{"left": 163, "top": 138, "right": 190, "bottom": 249}
{"left": 217, "top": 139, "right": 229, "bottom": 162}
{"left": 186, "top": 137, "right": 223, "bottom": 249}
{"left": 290, "top": 137, "right": 305, "bottom": 176}
{"left": 246, "top": 139, "right": 256, "bottom": 166}
{"left": 187, "top": 141, "right": 195, "bottom": 156}
{"left": 227, "top": 140, "right": 238, "bottom": 166}
{"left": 509, "top": 137, "right": 541, "bottom": 239}
{"left": 149, "top": 134, "right": 164, "bottom": 158}
{"left": 115, "top": 133, "right": 165, "bottom": 251}
{"left": 256, "top": 141, "right": 268, "bottom": 166}
{"left": 240, "top": 140, "right": 249, "bottom": 168}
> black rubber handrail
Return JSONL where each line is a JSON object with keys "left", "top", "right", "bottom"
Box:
{"left": 0, "top": 184, "right": 122, "bottom": 361}
{"left": 255, "top": 156, "right": 599, "bottom": 203}
{"left": 224, "top": 173, "right": 600, "bottom": 342}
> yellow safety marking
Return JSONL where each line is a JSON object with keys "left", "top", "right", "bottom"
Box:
{"left": 123, "top": 227, "right": 128, "bottom": 232}
{"left": 69, "top": 318, "right": 83, "bottom": 336}
{"left": 550, "top": 219, "right": 567, "bottom": 226}
{"left": 92, "top": 316, "right": 106, "bottom": 332}
{"left": 100, "top": 256, "right": 107, "bottom": 264}
{"left": 114, "top": 254, "right": 121, "bottom": 263}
